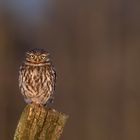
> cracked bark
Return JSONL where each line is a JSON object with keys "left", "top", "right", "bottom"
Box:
{"left": 14, "top": 103, "right": 68, "bottom": 140}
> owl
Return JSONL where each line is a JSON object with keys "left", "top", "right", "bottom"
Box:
{"left": 19, "top": 49, "right": 56, "bottom": 106}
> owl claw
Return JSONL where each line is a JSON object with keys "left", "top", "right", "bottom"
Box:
{"left": 24, "top": 98, "right": 32, "bottom": 104}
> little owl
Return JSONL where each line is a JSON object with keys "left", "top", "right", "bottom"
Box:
{"left": 19, "top": 49, "right": 56, "bottom": 106}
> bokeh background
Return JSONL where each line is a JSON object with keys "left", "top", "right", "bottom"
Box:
{"left": 0, "top": 1, "right": 140, "bottom": 140}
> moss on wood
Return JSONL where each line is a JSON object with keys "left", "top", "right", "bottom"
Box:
{"left": 14, "top": 103, "right": 68, "bottom": 140}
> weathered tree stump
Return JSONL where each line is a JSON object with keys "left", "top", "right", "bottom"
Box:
{"left": 14, "top": 103, "right": 68, "bottom": 140}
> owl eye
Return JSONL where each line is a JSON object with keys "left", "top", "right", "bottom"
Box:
{"left": 30, "top": 55, "right": 35, "bottom": 59}
{"left": 41, "top": 56, "right": 46, "bottom": 59}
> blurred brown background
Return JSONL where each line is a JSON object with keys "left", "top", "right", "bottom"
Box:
{"left": 0, "top": 0, "right": 140, "bottom": 140}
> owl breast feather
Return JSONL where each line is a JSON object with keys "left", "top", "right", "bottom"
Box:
{"left": 19, "top": 64, "right": 54, "bottom": 104}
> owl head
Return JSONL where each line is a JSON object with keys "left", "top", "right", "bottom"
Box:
{"left": 25, "top": 49, "right": 50, "bottom": 64}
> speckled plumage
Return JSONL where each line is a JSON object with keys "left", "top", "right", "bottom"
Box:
{"left": 19, "top": 49, "right": 56, "bottom": 105}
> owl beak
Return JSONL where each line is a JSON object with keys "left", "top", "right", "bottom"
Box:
{"left": 34, "top": 57, "right": 39, "bottom": 63}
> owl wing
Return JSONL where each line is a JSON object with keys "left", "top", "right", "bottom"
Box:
{"left": 52, "top": 66, "right": 57, "bottom": 91}
{"left": 46, "top": 66, "right": 56, "bottom": 104}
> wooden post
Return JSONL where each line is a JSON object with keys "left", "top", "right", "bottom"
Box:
{"left": 14, "top": 103, "right": 68, "bottom": 140}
